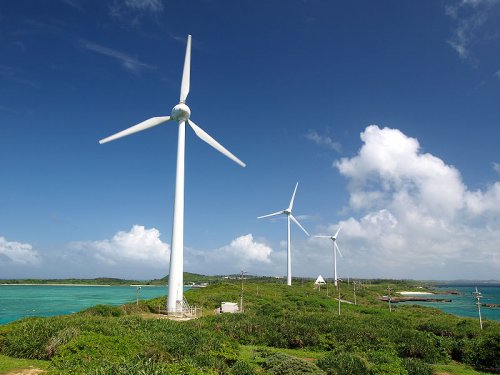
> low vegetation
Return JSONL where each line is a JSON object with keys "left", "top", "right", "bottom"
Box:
{"left": 0, "top": 272, "right": 220, "bottom": 286}
{"left": 0, "top": 279, "right": 498, "bottom": 374}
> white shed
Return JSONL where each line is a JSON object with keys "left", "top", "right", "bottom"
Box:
{"left": 315, "top": 275, "right": 326, "bottom": 285}
{"left": 220, "top": 302, "right": 239, "bottom": 313}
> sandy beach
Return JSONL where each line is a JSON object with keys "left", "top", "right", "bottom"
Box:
{"left": 397, "top": 291, "right": 434, "bottom": 295}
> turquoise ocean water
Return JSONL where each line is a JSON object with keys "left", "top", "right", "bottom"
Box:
{"left": 1, "top": 284, "right": 499, "bottom": 325}
{"left": 0, "top": 285, "right": 171, "bottom": 325}
{"left": 398, "top": 285, "right": 500, "bottom": 322}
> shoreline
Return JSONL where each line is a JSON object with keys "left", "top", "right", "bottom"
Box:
{"left": 0, "top": 283, "right": 112, "bottom": 287}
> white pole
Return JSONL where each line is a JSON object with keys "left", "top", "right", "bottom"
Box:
{"left": 474, "top": 288, "right": 483, "bottom": 330}
{"left": 136, "top": 286, "right": 141, "bottom": 305}
{"left": 167, "top": 121, "right": 186, "bottom": 313}
{"left": 338, "top": 281, "right": 341, "bottom": 316}
{"left": 353, "top": 281, "right": 357, "bottom": 305}
{"left": 287, "top": 214, "right": 291, "bottom": 286}
{"left": 478, "top": 301, "right": 483, "bottom": 330}
{"left": 333, "top": 241, "right": 338, "bottom": 287}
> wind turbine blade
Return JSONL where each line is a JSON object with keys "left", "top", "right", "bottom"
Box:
{"left": 335, "top": 242, "right": 343, "bottom": 257}
{"left": 179, "top": 35, "right": 191, "bottom": 103}
{"left": 333, "top": 225, "right": 342, "bottom": 239}
{"left": 188, "top": 120, "right": 246, "bottom": 167}
{"left": 99, "top": 116, "right": 171, "bottom": 144}
{"left": 257, "top": 210, "right": 284, "bottom": 219}
{"left": 290, "top": 214, "right": 309, "bottom": 236}
{"left": 314, "top": 235, "right": 332, "bottom": 238}
{"left": 288, "top": 182, "right": 299, "bottom": 211}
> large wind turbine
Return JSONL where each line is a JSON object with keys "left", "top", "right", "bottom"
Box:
{"left": 315, "top": 226, "right": 342, "bottom": 287}
{"left": 99, "top": 35, "right": 246, "bottom": 314}
{"left": 258, "top": 183, "right": 309, "bottom": 286}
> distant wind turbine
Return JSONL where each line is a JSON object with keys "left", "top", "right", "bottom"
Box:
{"left": 258, "top": 182, "right": 309, "bottom": 286}
{"left": 99, "top": 35, "right": 246, "bottom": 314}
{"left": 315, "top": 226, "right": 343, "bottom": 287}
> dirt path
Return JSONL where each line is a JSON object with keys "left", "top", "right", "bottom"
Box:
{"left": 4, "top": 369, "right": 46, "bottom": 375}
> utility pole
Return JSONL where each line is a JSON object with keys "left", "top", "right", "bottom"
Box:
{"left": 473, "top": 287, "right": 483, "bottom": 330}
{"left": 240, "top": 270, "right": 247, "bottom": 313}
{"left": 353, "top": 281, "right": 357, "bottom": 305}
{"left": 136, "top": 286, "right": 142, "bottom": 305}
{"left": 337, "top": 279, "right": 341, "bottom": 316}
{"left": 387, "top": 286, "right": 393, "bottom": 312}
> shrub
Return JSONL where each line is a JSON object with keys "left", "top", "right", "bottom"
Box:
{"left": 0, "top": 317, "right": 66, "bottom": 359}
{"left": 463, "top": 333, "right": 500, "bottom": 371}
{"left": 367, "top": 349, "right": 407, "bottom": 375}
{"left": 81, "top": 304, "right": 124, "bottom": 317}
{"left": 262, "top": 352, "right": 325, "bottom": 374}
{"left": 402, "top": 358, "right": 432, "bottom": 375}
{"left": 85, "top": 358, "right": 218, "bottom": 375}
{"left": 50, "top": 332, "right": 141, "bottom": 372}
{"left": 316, "top": 351, "right": 370, "bottom": 375}
{"left": 230, "top": 360, "right": 256, "bottom": 375}
{"left": 394, "top": 330, "right": 447, "bottom": 363}
{"left": 45, "top": 326, "right": 80, "bottom": 358}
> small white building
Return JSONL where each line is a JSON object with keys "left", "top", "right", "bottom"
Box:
{"left": 315, "top": 275, "right": 326, "bottom": 285}
{"left": 220, "top": 302, "right": 239, "bottom": 313}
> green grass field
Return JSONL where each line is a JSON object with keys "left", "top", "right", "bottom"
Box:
{"left": 0, "top": 279, "right": 498, "bottom": 374}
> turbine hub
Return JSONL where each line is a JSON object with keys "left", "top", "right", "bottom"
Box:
{"left": 171, "top": 103, "right": 191, "bottom": 122}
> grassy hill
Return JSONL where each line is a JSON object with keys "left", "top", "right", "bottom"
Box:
{"left": 0, "top": 279, "right": 498, "bottom": 374}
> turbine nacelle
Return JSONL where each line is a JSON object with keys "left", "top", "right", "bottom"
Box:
{"left": 171, "top": 103, "right": 191, "bottom": 122}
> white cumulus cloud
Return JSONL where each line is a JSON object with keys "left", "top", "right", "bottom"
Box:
{"left": 71, "top": 225, "right": 169, "bottom": 267}
{"left": 320, "top": 125, "right": 500, "bottom": 279}
{"left": 185, "top": 234, "right": 274, "bottom": 275}
{"left": 0, "top": 236, "right": 40, "bottom": 265}
{"left": 210, "top": 234, "right": 272, "bottom": 264}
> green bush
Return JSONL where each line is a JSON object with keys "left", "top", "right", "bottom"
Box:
{"left": 0, "top": 317, "right": 66, "bottom": 359}
{"left": 45, "top": 326, "right": 80, "bottom": 358}
{"left": 463, "top": 333, "right": 500, "bottom": 371}
{"left": 81, "top": 304, "right": 124, "bottom": 317}
{"left": 401, "top": 358, "right": 432, "bottom": 375}
{"left": 316, "top": 351, "right": 370, "bottom": 375}
{"left": 50, "top": 332, "right": 141, "bottom": 372}
{"left": 77, "top": 358, "right": 218, "bottom": 375}
{"left": 230, "top": 360, "right": 256, "bottom": 375}
{"left": 262, "top": 352, "right": 325, "bottom": 374}
{"left": 367, "top": 349, "right": 407, "bottom": 375}
{"left": 394, "top": 330, "right": 446, "bottom": 363}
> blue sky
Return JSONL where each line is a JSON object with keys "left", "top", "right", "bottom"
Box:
{"left": 1, "top": 0, "right": 499, "bottom": 280}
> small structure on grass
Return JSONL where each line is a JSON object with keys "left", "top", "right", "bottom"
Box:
{"left": 220, "top": 302, "right": 239, "bottom": 313}
{"left": 314, "top": 275, "right": 326, "bottom": 291}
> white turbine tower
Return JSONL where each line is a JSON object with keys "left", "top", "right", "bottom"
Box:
{"left": 258, "top": 182, "right": 309, "bottom": 286}
{"left": 99, "top": 35, "right": 246, "bottom": 314}
{"left": 315, "top": 226, "right": 343, "bottom": 287}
